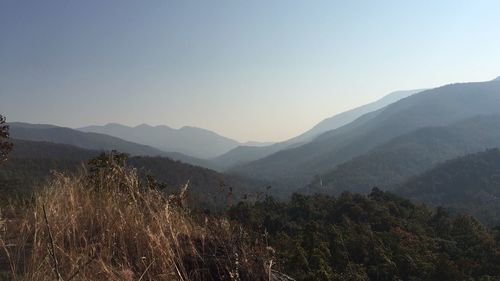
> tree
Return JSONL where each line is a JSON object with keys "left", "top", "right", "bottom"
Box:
{"left": 0, "top": 115, "right": 13, "bottom": 163}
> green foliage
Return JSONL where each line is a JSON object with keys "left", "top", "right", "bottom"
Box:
{"left": 397, "top": 148, "right": 500, "bottom": 226}
{"left": 0, "top": 115, "right": 13, "bottom": 163}
{"left": 229, "top": 189, "right": 500, "bottom": 281}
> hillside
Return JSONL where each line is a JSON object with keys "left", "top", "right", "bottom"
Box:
{"left": 0, "top": 139, "right": 102, "bottom": 196}
{"left": 305, "top": 114, "right": 500, "bottom": 195}
{"left": 396, "top": 149, "right": 500, "bottom": 225}
{"left": 212, "top": 142, "right": 300, "bottom": 171}
{"left": 79, "top": 123, "right": 240, "bottom": 159}
{"left": 0, "top": 139, "right": 245, "bottom": 207}
{"left": 231, "top": 80, "right": 500, "bottom": 189}
{"left": 213, "top": 89, "right": 422, "bottom": 170}
{"left": 289, "top": 89, "right": 424, "bottom": 144}
{"left": 8, "top": 123, "right": 216, "bottom": 169}
{"left": 230, "top": 189, "right": 500, "bottom": 280}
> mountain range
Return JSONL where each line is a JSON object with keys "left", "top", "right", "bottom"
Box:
{"left": 6, "top": 78, "right": 500, "bottom": 203}
{"left": 78, "top": 123, "right": 242, "bottom": 159}
{"left": 304, "top": 114, "right": 500, "bottom": 195}
{"left": 229, "top": 79, "right": 500, "bottom": 190}
{"left": 5, "top": 87, "right": 414, "bottom": 174}
{"left": 8, "top": 122, "right": 216, "bottom": 168}
{"left": 212, "top": 89, "right": 423, "bottom": 170}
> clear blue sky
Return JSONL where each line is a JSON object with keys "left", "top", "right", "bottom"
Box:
{"left": 1, "top": 0, "right": 499, "bottom": 142}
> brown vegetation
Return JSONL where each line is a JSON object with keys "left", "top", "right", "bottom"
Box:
{"left": 0, "top": 159, "right": 272, "bottom": 281}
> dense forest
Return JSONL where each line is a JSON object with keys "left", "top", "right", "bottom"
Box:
{"left": 307, "top": 115, "right": 500, "bottom": 195}
{"left": 397, "top": 148, "right": 500, "bottom": 226}
{"left": 0, "top": 139, "right": 249, "bottom": 208}
{"left": 230, "top": 190, "right": 500, "bottom": 281}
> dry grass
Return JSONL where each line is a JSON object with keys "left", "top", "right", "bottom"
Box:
{"left": 0, "top": 161, "right": 271, "bottom": 281}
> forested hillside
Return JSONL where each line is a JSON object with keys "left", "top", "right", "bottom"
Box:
{"left": 230, "top": 190, "right": 500, "bottom": 281}
{"left": 0, "top": 140, "right": 99, "bottom": 197}
{"left": 0, "top": 140, "right": 246, "bottom": 208}
{"left": 9, "top": 123, "right": 217, "bottom": 169}
{"left": 396, "top": 149, "right": 500, "bottom": 225}
{"left": 306, "top": 115, "right": 500, "bottom": 194}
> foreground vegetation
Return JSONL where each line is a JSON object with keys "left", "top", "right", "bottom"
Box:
{"left": 0, "top": 156, "right": 271, "bottom": 281}
{"left": 3, "top": 154, "right": 500, "bottom": 280}
{"left": 230, "top": 190, "right": 500, "bottom": 281}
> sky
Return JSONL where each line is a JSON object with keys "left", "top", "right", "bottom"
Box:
{"left": 1, "top": 1, "right": 500, "bottom": 142}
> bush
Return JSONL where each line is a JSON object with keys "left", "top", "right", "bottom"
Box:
{"left": 0, "top": 159, "right": 271, "bottom": 281}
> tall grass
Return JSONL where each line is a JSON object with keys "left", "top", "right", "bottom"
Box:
{"left": 0, "top": 160, "right": 271, "bottom": 281}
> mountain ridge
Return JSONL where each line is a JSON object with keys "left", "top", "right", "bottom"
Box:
{"left": 78, "top": 123, "right": 241, "bottom": 159}
{"left": 8, "top": 122, "right": 217, "bottom": 169}
{"left": 213, "top": 89, "right": 423, "bottom": 170}
{"left": 303, "top": 114, "right": 500, "bottom": 195}
{"left": 230, "top": 80, "right": 500, "bottom": 190}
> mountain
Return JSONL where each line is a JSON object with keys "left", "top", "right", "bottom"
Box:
{"left": 211, "top": 142, "right": 300, "bottom": 171}
{"left": 288, "top": 89, "right": 425, "bottom": 144}
{"left": 78, "top": 123, "right": 240, "bottom": 159}
{"left": 230, "top": 80, "right": 500, "bottom": 189}
{"left": 10, "top": 122, "right": 168, "bottom": 155}
{"left": 241, "top": 141, "right": 275, "bottom": 147}
{"left": 0, "top": 139, "right": 246, "bottom": 208}
{"left": 304, "top": 115, "right": 500, "bottom": 195}
{"left": 8, "top": 123, "right": 215, "bottom": 168}
{"left": 396, "top": 149, "right": 500, "bottom": 225}
{"left": 213, "top": 89, "right": 423, "bottom": 170}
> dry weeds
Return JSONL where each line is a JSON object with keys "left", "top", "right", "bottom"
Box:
{"left": 0, "top": 161, "right": 271, "bottom": 281}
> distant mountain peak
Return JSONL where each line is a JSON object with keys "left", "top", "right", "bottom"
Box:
{"left": 135, "top": 123, "right": 153, "bottom": 128}
{"left": 180, "top": 125, "right": 198, "bottom": 130}
{"left": 104, "top": 122, "right": 129, "bottom": 128}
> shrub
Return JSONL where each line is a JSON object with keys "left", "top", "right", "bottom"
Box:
{"left": 0, "top": 159, "right": 271, "bottom": 281}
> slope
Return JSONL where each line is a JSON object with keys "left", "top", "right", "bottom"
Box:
{"left": 396, "top": 149, "right": 500, "bottom": 225}
{"left": 8, "top": 122, "right": 216, "bottom": 169}
{"left": 0, "top": 139, "right": 244, "bottom": 207}
{"left": 305, "top": 114, "right": 500, "bottom": 194}
{"left": 289, "top": 89, "right": 424, "bottom": 144}
{"left": 213, "top": 89, "right": 422, "bottom": 170}
{"left": 231, "top": 80, "right": 500, "bottom": 189}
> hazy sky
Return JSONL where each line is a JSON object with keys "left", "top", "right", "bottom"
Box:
{"left": 1, "top": 1, "right": 500, "bottom": 142}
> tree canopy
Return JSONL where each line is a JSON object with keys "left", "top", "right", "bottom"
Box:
{"left": 229, "top": 190, "right": 500, "bottom": 281}
{"left": 0, "top": 115, "right": 13, "bottom": 163}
